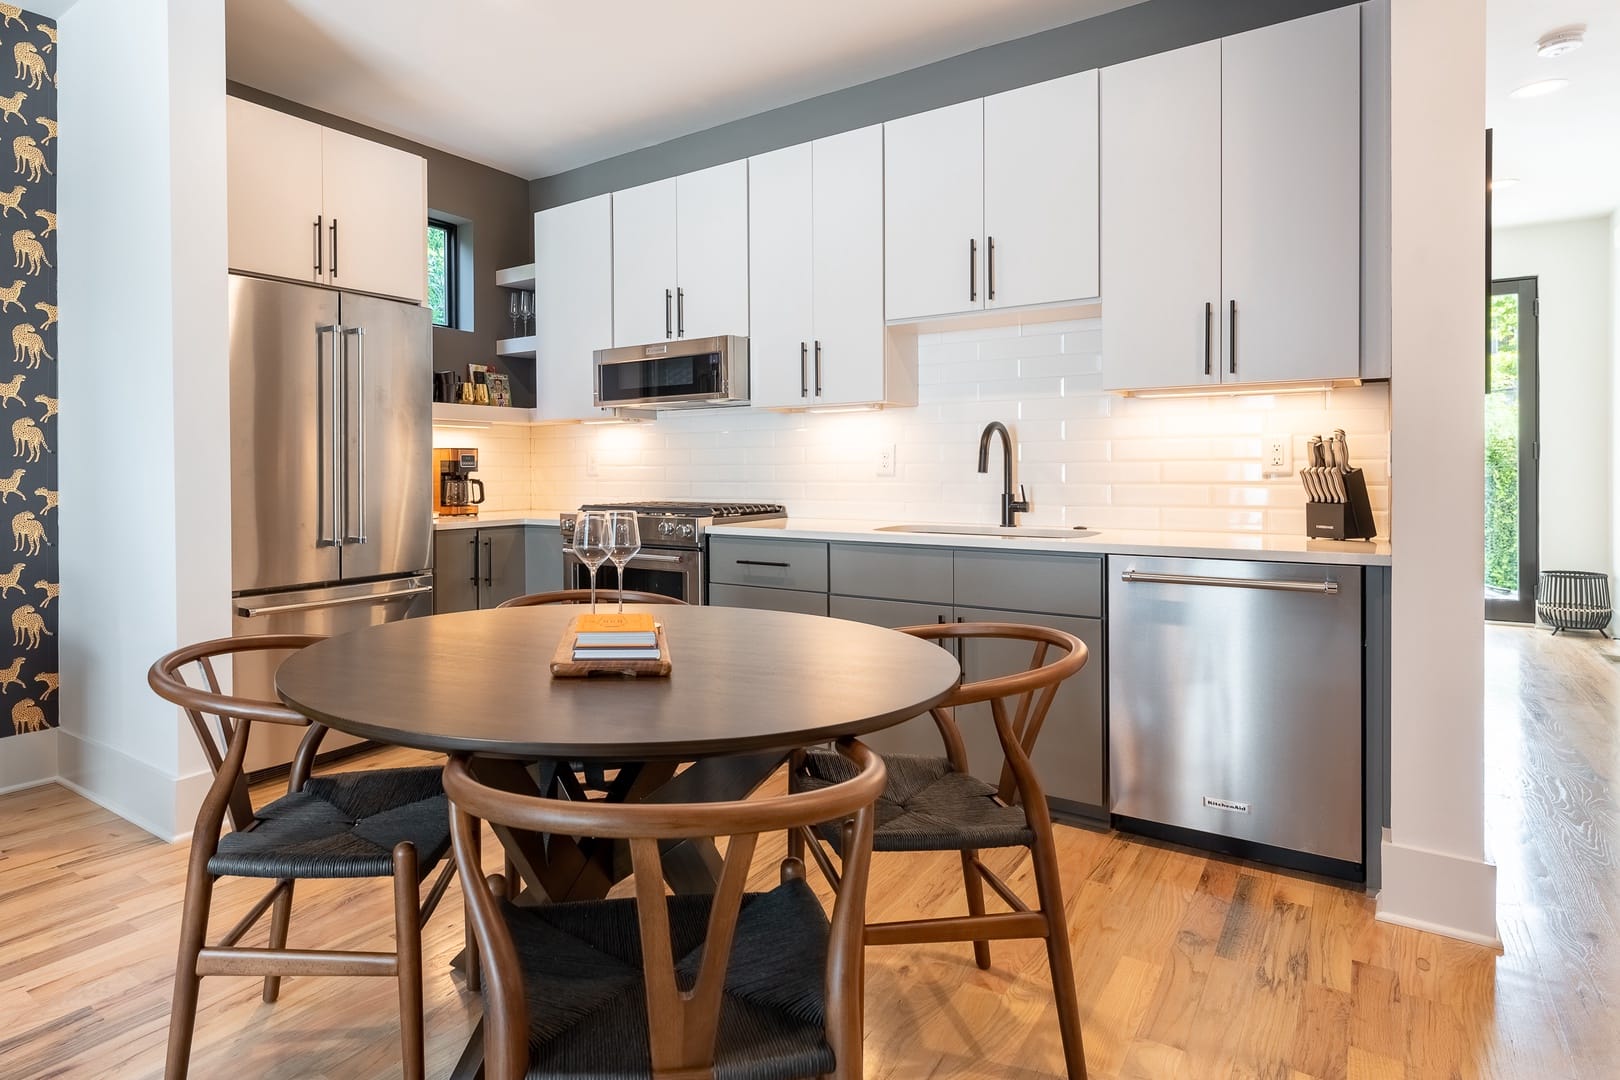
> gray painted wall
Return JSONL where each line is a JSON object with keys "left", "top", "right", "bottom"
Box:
{"left": 227, "top": 82, "right": 538, "bottom": 406}
{"left": 532, "top": 0, "right": 1358, "bottom": 210}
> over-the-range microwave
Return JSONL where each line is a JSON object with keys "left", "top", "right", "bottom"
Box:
{"left": 593, "top": 335, "right": 749, "bottom": 410}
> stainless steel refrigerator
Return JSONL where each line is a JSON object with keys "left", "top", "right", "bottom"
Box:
{"left": 228, "top": 274, "right": 433, "bottom": 773}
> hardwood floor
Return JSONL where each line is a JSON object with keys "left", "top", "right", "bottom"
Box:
{"left": 1, "top": 623, "right": 1615, "bottom": 1079}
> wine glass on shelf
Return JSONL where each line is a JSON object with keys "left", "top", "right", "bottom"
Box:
{"left": 520, "top": 291, "right": 534, "bottom": 336}
{"left": 573, "top": 511, "right": 611, "bottom": 614}
{"left": 508, "top": 291, "right": 521, "bottom": 337}
{"left": 605, "top": 511, "right": 641, "bottom": 614}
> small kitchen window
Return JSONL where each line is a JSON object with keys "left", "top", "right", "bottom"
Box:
{"left": 427, "top": 218, "right": 459, "bottom": 328}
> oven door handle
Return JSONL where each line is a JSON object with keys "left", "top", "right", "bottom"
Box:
{"left": 624, "top": 552, "right": 687, "bottom": 565}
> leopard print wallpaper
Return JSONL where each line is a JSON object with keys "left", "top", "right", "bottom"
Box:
{"left": 0, "top": 7, "right": 54, "bottom": 738}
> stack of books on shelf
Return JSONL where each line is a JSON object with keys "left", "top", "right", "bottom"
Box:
{"left": 571, "top": 612, "right": 659, "bottom": 661}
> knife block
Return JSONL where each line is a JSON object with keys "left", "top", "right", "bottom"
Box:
{"left": 1306, "top": 468, "right": 1376, "bottom": 540}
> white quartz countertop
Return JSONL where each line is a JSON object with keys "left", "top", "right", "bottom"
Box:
{"left": 705, "top": 518, "right": 1391, "bottom": 567}
{"left": 432, "top": 509, "right": 565, "bottom": 531}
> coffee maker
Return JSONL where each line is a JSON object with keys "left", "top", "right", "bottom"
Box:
{"left": 433, "top": 448, "right": 485, "bottom": 517}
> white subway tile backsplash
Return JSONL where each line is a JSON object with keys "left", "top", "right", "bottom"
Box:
{"left": 514, "top": 315, "right": 1391, "bottom": 540}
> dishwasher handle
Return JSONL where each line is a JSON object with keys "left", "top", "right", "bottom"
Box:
{"left": 1119, "top": 568, "right": 1339, "bottom": 596}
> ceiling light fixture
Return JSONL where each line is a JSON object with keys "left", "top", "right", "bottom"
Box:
{"left": 1537, "top": 26, "right": 1586, "bottom": 58}
{"left": 1510, "top": 78, "right": 1570, "bottom": 99}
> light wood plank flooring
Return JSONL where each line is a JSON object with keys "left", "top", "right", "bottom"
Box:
{"left": 1, "top": 624, "right": 1615, "bottom": 1078}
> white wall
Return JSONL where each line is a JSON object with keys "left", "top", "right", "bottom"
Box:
{"left": 1493, "top": 217, "right": 1614, "bottom": 584}
{"left": 58, "top": 0, "right": 230, "bottom": 839}
{"left": 1613, "top": 213, "right": 1620, "bottom": 589}
{"left": 515, "top": 319, "right": 1393, "bottom": 537}
{"left": 1380, "top": 0, "right": 1497, "bottom": 945}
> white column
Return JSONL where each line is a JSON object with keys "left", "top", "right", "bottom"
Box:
{"left": 1381, "top": 0, "right": 1498, "bottom": 945}
{"left": 57, "top": 0, "right": 229, "bottom": 839}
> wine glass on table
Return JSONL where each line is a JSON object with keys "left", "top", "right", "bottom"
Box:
{"left": 605, "top": 511, "right": 641, "bottom": 614}
{"left": 573, "top": 511, "right": 610, "bottom": 614}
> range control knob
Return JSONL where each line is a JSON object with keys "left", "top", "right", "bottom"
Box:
{"left": 677, "top": 523, "right": 696, "bottom": 539}
{"left": 658, "top": 521, "right": 677, "bottom": 537}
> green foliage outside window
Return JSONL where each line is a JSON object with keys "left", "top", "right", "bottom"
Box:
{"left": 428, "top": 221, "right": 453, "bottom": 327}
{"left": 1485, "top": 293, "right": 1520, "bottom": 594}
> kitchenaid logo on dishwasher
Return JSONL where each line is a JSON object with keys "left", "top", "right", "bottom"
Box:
{"left": 1203, "top": 796, "right": 1251, "bottom": 814}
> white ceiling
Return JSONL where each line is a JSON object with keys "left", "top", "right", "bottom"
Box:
{"left": 1487, "top": 0, "right": 1620, "bottom": 227}
{"left": 225, "top": 0, "right": 1142, "bottom": 181}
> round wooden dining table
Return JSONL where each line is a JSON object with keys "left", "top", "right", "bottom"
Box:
{"left": 276, "top": 603, "right": 962, "bottom": 900}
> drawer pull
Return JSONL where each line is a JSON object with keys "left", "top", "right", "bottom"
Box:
{"left": 734, "top": 559, "right": 791, "bottom": 568}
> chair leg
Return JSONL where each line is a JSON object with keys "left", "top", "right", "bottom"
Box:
{"left": 261, "top": 879, "right": 295, "bottom": 1002}
{"left": 464, "top": 822, "right": 482, "bottom": 994}
{"left": 1028, "top": 833, "right": 1087, "bottom": 1080}
{"left": 502, "top": 855, "right": 520, "bottom": 900}
{"left": 393, "top": 844, "right": 425, "bottom": 1080}
{"left": 165, "top": 866, "right": 215, "bottom": 1080}
{"left": 959, "top": 850, "right": 992, "bottom": 970}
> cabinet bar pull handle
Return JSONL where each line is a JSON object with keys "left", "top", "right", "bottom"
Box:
{"left": 987, "top": 235, "right": 996, "bottom": 301}
{"left": 468, "top": 536, "right": 478, "bottom": 585}
{"left": 800, "top": 342, "right": 809, "bottom": 398}
{"left": 734, "top": 559, "right": 791, "bottom": 568}
{"left": 1228, "top": 299, "right": 1237, "bottom": 375}
{"left": 814, "top": 340, "right": 823, "bottom": 397}
{"left": 329, "top": 219, "right": 339, "bottom": 279}
{"left": 1120, "top": 569, "right": 1338, "bottom": 595}
{"left": 969, "top": 238, "right": 978, "bottom": 302}
{"left": 665, "top": 289, "right": 673, "bottom": 339}
{"left": 313, "top": 215, "right": 323, "bottom": 277}
{"left": 1204, "top": 302, "right": 1213, "bottom": 376}
{"left": 677, "top": 287, "right": 685, "bottom": 337}
{"left": 482, "top": 537, "right": 493, "bottom": 586}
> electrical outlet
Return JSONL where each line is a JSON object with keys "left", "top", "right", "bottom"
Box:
{"left": 877, "top": 444, "right": 896, "bottom": 477}
{"left": 586, "top": 450, "right": 600, "bottom": 478}
{"left": 1263, "top": 435, "right": 1291, "bottom": 476}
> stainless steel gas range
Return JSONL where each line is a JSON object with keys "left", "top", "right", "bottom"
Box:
{"left": 560, "top": 501, "right": 788, "bottom": 604}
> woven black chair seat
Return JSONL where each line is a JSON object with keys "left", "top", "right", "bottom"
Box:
{"left": 794, "top": 750, "right": 1034, "bottom": 853}
{"left": 208, "top": 766, "right": 452, "bottom": 880}
{"left": 504, "top": 878, "right": 835, "bottom": 1080}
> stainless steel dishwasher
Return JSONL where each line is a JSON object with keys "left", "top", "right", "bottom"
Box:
{"left": 1108, "top": 555, "right": 1363, "bottom": 879}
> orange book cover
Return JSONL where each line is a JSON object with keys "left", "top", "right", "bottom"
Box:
{"left": 573, "top": 612, "right": 658, "bottom": 634}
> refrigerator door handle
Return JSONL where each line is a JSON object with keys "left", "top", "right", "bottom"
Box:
{"left": 235, "top": 583, "right": 433, "bottom": 619}
{"left": 342, "top": 326, "right": 367, "bottom": 544}
{"left": 317, "top": 323, "right": 343, "bottom": 548}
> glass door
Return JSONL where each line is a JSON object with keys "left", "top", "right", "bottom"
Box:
{"left": 1485, "top": 277, "right": 1539, "bottom": 622}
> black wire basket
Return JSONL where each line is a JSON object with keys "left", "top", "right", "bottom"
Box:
{"left": 1536, "top": 571, "right": 1613, "bottom": 636}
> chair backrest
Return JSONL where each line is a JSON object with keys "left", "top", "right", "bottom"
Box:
{"left": 148, "top": 634, "right": 323, "bottom": 834}
{"left": 443, "top": 739, "right": 886, "bottom": 1080}
{"left": 496, "top": 588, "right": 686, "bottom": 608}
{"left": 899, "top": 621, "right": 1087, "bottom": 805}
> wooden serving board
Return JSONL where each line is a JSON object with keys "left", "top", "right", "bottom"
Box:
{"left": 550, "top": 622, "right": 673, "bottom": 678}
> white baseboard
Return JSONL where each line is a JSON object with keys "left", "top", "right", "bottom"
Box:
{"left": 1377, "top": 838, "right": 1500, "bottom": 948}
{"left": 56, "top": 729, "right": 210, "bottom": 843}
{"left": 0, "top": 727, "right": 59, "bottom": 795}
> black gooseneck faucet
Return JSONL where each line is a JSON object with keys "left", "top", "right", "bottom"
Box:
{"left": 977, "top": 420, "right": 1030, "bottom": 528}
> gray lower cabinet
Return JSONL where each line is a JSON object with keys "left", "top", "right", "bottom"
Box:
{"left": 708, "top": 582, "right": 829, "bottom": 616}
{"left": 826, "top": 594, "right": 955, "bottom": 760}
{"left": 953, "top": 605, "right": 1106, "bottom": 816}
{"left": 433, "top": 525, "right": 558, "bottom": 613}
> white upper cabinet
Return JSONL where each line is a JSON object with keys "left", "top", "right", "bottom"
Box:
{"left": 611, "top": 178, "right": 678, "bottom": 346}
{"left": 225, "top": 97, "right": 427, "bottom": 304}
{"left": 612, "top": 164, "right": 749, "bottom": 346}
{"left": 984, "top": 70, "right": 1100, "bottom": 309}
{"left": 536, "top": 195, "right": 616, "bottom": 421}
{"left": 811, "top": 126, "right": 888, "bottom": 406}
{"left": 750, "top": 125, "right": 901, "bottom": 409}
{"left": 227, "top": 98, "right": 324, "bottom": 286}
{"left": 320, "top": 127, "right": 428, "bottom": 304}
{"left": 1100, "top": 42, "right": 1222, "bottom": 391}
{"left": 1220, "top": 6, "right": 1361, "bottom": 385}
{"left": 675, "top": 161, "right": 750, "bottom": 341}
{"left": 884, "top": 99, "right": 984, "bottom": 321}
{"left": 747, "top": 143, "right": 814, "bottom": 409}
{"left": 1101, "top": 7, "right": 1360, "bottom": 391}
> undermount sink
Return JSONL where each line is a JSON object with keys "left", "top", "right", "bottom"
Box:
{"left": 877, "top": 523, "right": 1099, "bottom": 540}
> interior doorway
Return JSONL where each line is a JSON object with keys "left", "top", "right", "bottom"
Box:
{"left": 1485, "top": 276, "right": 1540, "bottom": 622}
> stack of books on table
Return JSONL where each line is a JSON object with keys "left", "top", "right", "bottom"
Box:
{"left": 572, "top": 612, "right": 660, "bottom": 661}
